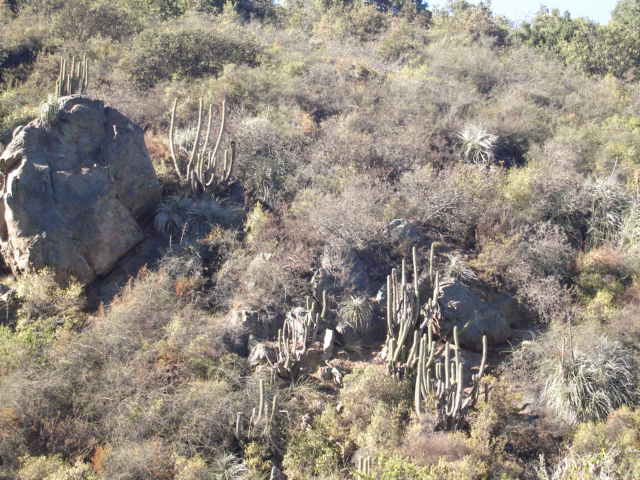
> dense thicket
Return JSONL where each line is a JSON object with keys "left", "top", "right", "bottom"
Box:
{"left": 2, "top": 1, "right": 640, "bottom": 479}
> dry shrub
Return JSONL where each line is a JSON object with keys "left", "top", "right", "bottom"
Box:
{"left": 393, "top": 164, "right": 500, "bottom": 241}
{"left": 399, "top": 426, "right": 471, "bottom": 466}
{"left": 103, "top": 439, "right": 174, "bottom": 480}
{"left": 577, "top": 246, "right": 630, "bottom": 280}
{"left": 542, "top": 407, "right": 640, "bottom": 480}
{"left": 0, "top": 251, "right": 252, "bottom": 471}
{"left": 145, "top": 130, "right": 174, "bottom": 179}
{"left": 13, "top": 269, "right": 85, "bottom": 323}
{"left": 90, "top": 445, "right": 109, "bottom": 474}
{"left": 292, "top": 176, "right": 389, "bottom": 249}
{"left": 339, "top": 365, "right": 411, "bottom": 440}
{"left": 476, "top": 222, "right": 575, "bottom": 324}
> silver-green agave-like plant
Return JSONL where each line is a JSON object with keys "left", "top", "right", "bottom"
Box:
{"left": 339, "top": 295, "right": 374, "bottom": 335}
{"left": 543, "top": 337, "right": 638, "bottom": 424}
{"left": 457, "top": 124, "right": 499, "bottom": 165}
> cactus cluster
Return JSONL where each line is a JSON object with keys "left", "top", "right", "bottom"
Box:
{"left": 236, "top": 379, "right": 282, "bottom": 440}
{"left": 383, "top": 245, "right": 442, "bottom": 377}
{"left": 383, "top": 244, "right": 488, "bottom": 430}
{"left": 275, "top": 292, "right": 327, "bottom": 378}
{"left": 56, "top": 55, "right": 89, "bottom": 97}
{"left": 168, "top": 97, "right": 236, "bottom": 194}
{"left": 355, "top": 456, "right": 375, "bottom": 477}
{"left": 39, "top": 95, "right": 61, "bottom": 129}
{"left": 414, "top": 325, "right": 487, "bottom": 430}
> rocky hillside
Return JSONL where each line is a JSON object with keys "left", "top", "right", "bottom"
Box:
{"left": 1, "top": 1, "right": 640, "bottom": 479}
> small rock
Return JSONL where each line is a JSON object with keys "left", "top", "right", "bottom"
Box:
{"left": 388, "top": 218, "right": 420, "bottom": 245}
{"left": 248, "top": 342, "right": 276, "bottom": 368}
{"left": 323, "top": 329, "right": 335, "bottom": 359}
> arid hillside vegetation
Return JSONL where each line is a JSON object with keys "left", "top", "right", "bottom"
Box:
{"left": 2, "top": 1, "right": 640, "bottom": 479}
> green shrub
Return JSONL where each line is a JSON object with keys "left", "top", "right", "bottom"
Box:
{"left": 13, "top": 269, "right": 85, "bottom": 324}
{"left": 282, "top": 424, "right": 342, "bottom": 480}
{"left": 52, "top": 0, "right": 141, "bottom": 42}
{"left": 17, "top": 455, "right": 96, "bottom": 480}
{"left": 540, "top": 407, "right": 640, "bottom": 479}
{"left": 576, "top": 247, "right": 631, "bottom": 305}
{"left": 124, "top": 23, "right": 260, "bottom": 88}
{"left": 339, "top": 365, "right": 412, "bottom": 433}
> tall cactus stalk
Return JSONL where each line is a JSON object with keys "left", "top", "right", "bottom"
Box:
{"left": 356, "top": 456, "right": 374, "bottom": 477}
{"left": 414, "top": 325, "right": 487, "bottom": 430}
{"left": 384, "top": 246, "right": 442, "bottom": 377}
{"left": 168, "top": 97, "right": 235, "bottom": 193}
{"left": 56, "top": 55, "right": 89, "bottom": 97}
{"left": 275, "top": 291, "right": 327, "bottom": 378}
{"left": 383, "top": 244, "right": 486, "bottom": 430}
{"left": 238, "top": 378, "right": 282, "bottom": 440}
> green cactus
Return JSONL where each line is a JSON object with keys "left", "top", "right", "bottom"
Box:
{"left": 355, "top": 456, "right": 375, "bottom": 477}
{"left": 39, "top": 95, "right": 61, "bottom": 129}
{"left": 236, "top": 378, "right": 282, "bottom": 440}
{"left": 384, "top": 246, "right": 442, "bottom": 377}
{"left": 56, "top": 55, "right": 89, "bottom": 97}
{"left": 340, "top": 295, "right": 374, "bottom": 335}
{"left": 168, "top": 97, "right": 235, "bottom": 194}
{"left": 414, "top": 325, "right": 487, "bottom": 430}
{"left": 275, "top": 291, "right": 327, "bottom": 378}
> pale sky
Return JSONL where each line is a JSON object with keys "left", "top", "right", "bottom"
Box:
{"left": 432, "top": 0, "right": 619, "bottom": 24}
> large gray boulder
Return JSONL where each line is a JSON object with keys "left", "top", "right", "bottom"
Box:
{"left": 313, "top": 244, "right": 373, "bottom": 296}
{"left": 440, "top": 279, "right": 518, "bottom": 350}
{"left": 0, "top": 96, "right": 161, "bottom": 285}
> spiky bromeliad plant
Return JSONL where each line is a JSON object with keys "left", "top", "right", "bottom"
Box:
{"left": 339, "top": 295, "right": 374, "bottom": 335}
{"left": 543, "top": 337, "right": 638, "bottom": 424}
{"left": 457, "top": 124, "right": 499, "bottom": 165}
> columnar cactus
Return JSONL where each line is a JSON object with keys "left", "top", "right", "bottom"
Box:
{"left": 382, "top": 244, "right": 487, "bottom": 429}
{"left": 414, "top": 325, "right": 487, "bottom": 430}
{"left": 383, "top": 246, "right": 442, "bottom": 377}
{"left": 356, "top": 456, "right": 374, "bottom": 477}
{"left": 56, "top": 55, "right": 89, "bottom": 97}
{"left": 275, "top": 291, "right": 327, "bottom": 378}
{"left": 236, "top": 378, "right": 282, "bottom": 439}
{"left": 168, "top": 97, "right": 235, "bottom": 194}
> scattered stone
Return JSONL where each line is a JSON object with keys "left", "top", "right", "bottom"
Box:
{"left": 249, "top": 342, "right": 276, "bottom": 368}
{"left": 323, "top": 328, "right": 335, "bottom": 359}
{"left": 387, "top": 218, "right": 421, "bottom": 245}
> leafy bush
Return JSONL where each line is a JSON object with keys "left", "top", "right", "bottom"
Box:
{"left": 17, "top": 455, "right": 96, "bottom": 480}
{"left": 576, "top": 247, "right": 631, "bottom": 305}
{"left": 282, "top": 424, "right": 342, "bottom": 480}
{"left": 539, "top": 407, "right": 640, "bottom": 479}
{"left": 13, "top": 269, "right": 84, "bottom": 324}
{"left": 124, "top": 21, "right": 260, "bottom": 88}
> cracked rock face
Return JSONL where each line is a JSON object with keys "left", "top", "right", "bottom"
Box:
{"left": 0, "top": 96, "right": 161, "bottom": 285}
